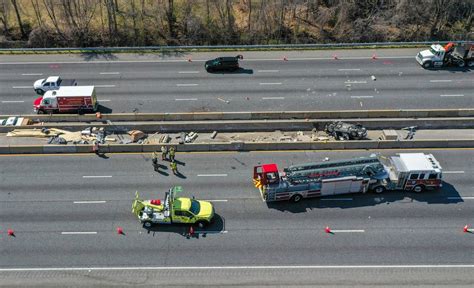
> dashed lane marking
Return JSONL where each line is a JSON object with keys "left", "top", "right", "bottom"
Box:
{"left": 12, "top": 86, "right": 32, "bottom": 89}
{"left": 82, "top": 175, "right": 113, "bottom": 178}
{"left": 338, "top": 69, "right": 361, "bottom": 71}
{"left": 2, "top": 100, "right": 25, "bottom": 103}
{"left": 177, "top": 83, "right": 199, "bottom": 87}
{"left": 95, "top": 85, "right": 116, "bottom": 88}
{"left": 98, "top": 99, "right": 111, "bottom": 102}
{"left": 430, "top": 80, "right": 452, "bottom": 83}
{"left": 440, "top": 94, "right": 464, "bottom": 97}
{"left": 262, "top": 97, "right": 285, "bottom": 100}
{"left": 21, "top": 73, "right": 43, "bottom": 76}
{"left": 259, "top": 82, "right": 282, "bottom": 85}
{"left": 321, "top": 198, "right": 353, "bottom": 201}
{"left": 447, "top": 197, "right": 474, "bottom": 200}
{"left": 344, "top": 81, "right": 367, "bottom": 84}
{"left": 443, "top": 171, "right": 465, "bottom": 174}
{"left": 175, "top": 98, "right": 198, "bottom": 101}
{"left": 178, "top": 71, "right": 199, "bottom": 74}
{"left": 257, "top": 70, "right": 279, "bottom": 73}
{"left": 330, "top": 230, "right": 365, "bottom": 233}
{"left": 203, "top": 200, "right": 228, "bottom": 202}
{"left": 99, "top": 72, "right": 120, "bottom": 75}
{"left": 351, "top": 96, "right": 373, "bottom": 99}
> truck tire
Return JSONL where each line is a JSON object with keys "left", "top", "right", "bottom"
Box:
{"left": 373, "top": 186, "right": 385, "bottom": 194}
{"left": 467, "top": 61, "right": 474, "bottom": 67}
{"left": 457, "top": 61, "right": 465, "bottom": 68}
{"left": 291, "top": 194, "right": 303, "bottom": 203}
{"left": 143, "top": 221, "right": 153, "bottom": 228}
{"left": 413, "top": 185, "right": 424, "bottom": 193}
{"left": 196, "top": 221, "right": 209, "bottom": 229}
{"left": 37, "top": 109, "right": 45, "bottom": 114}
{"left": 35, "top": 89, "right": 45, "bottom": 95}
{"left": 422, "top": 61, "right": 432, "bottom": 69}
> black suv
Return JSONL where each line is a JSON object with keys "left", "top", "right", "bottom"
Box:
{"left": 205, "top": 55, "right": 243, "bottom": 72}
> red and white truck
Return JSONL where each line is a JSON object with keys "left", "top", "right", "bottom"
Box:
{"left": 33, "top": 86, "right": 98, "bottom": 114}
{"left": 253, "top": 153, "right": 443, "bottom": 202}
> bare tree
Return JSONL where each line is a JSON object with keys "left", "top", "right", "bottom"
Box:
{"left": 0, "top": 0, "right": 10, "bottom": 37}
{"left": 11, "top": 0, "right": 26, "bottom": 39}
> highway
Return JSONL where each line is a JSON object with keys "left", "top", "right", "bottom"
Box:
{"left": 1, "top": 149, "right": 473, "bottom": 286}
{"left": 0, "top": 49, "right": 473, "bottom": 115}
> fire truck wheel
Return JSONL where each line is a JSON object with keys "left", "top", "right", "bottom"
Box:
{"left": 291, "top": 194, "right": 302, "bottom": 203}
{"left": 143, "top": 221, "right": 153, "bottom": 229}
{"left": 373, "top": 186, "right": 385, "bottom": 194}
{"left": 413, "top": 185, "right": 424, "bottom": 193}
{"left": 35, "top": 89, "right": 45, "bottom": 95}
{"left": 196, "top": 221, "right": 208, "bottom": 229}
{"left": 37, "top": 109, "right": 45, "bottom": 114}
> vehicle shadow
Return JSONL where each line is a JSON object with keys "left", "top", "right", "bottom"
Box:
{"left": 143, "top": 213, "right": 226, "bottom": 239}
{"left": 265, "top": 182, "right": 463, "bottom": 213}
{"left": 424, "top": 66, "right": 472, "bottom": 73}
{"left": 80, "top": 52, "right": 118, "bottom": 61}
{"left": 207, "top": 68, "right": 254, "bottom": 74}
{"left": 97, "top": 105, "right": 113, "bottom": 114}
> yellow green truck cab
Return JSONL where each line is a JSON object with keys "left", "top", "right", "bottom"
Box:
{"left": 132, "top": 186, "right": 214, "bottom": 228}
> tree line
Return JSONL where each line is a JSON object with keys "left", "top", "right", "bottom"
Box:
{"left": 0, "top": 0, "right": 472, "bottom": 48}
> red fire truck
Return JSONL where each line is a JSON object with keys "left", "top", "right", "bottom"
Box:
{"left": 33, "top": 86, "right": 98, "bottom": 114}
{"left": 253, "top": 153, "right": 443, "bottom": 202}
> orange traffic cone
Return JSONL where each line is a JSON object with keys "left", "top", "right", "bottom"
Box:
{"left": 96, "top": 112, "right": 102, "bottom": 119}
{"left": 372, "top": 53, "right": 377, "bottom": 60}
{"left": 463, "top": 225, "right": 470, "bottom": 233}
{"left": 7, "top": 229, "right": 15, "bottom": 237}
{"left": 325, "top": 226, "right": 331, "bottom": 233}
{"left": 117, "top": 227, "right": 124, "bottom": 235}
{"left": 187, "top": 57, "right": 192, "bottom": 62}
{"left": 333, "top": 54, "right": 338, "bottom": 60}
{"left": 283, "top": 56, "right": 288, "bottom": 61}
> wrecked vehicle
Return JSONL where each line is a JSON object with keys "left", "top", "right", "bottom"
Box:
{"left": 324, "top": 121, "right": 367, "bottom": 140}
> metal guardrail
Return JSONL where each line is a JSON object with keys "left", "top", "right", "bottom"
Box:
{"left": 0, "top": 41, "right": 466, "bottom": 52}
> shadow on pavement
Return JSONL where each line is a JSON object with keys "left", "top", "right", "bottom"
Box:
{"left": 207, "top": 68, "right": 254, "bottom": 74}
{"left": 80, "top": 52, "right": 118, "bottom": 61}
{"left": 266, "top": 181, "right": 463, "bottom": 213}
{"left": 424, "top": 66, "right": 472, "bottom": 73}
{"left": 144, "top": 214, "right": 226, "bottom": 239}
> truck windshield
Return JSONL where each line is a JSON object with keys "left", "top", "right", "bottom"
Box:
{"left": 189, "top": 200, "right": 201, "bottom": 215}
{"left": 429, "top": 47, "right": 438, "bottom": 55}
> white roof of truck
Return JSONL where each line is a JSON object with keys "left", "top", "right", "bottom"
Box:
{"left": 397, "top": 153, "right": 442, "bottom": 172}
{"left": 46, "top": 76, "right": 60, "bottom": 82}
{"left": 44, "top": 86, "right": 95, "bottom": 97}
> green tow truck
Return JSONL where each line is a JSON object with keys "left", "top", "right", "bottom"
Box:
{"left": 132, "top": 186, "right": 215, "bottom": 229}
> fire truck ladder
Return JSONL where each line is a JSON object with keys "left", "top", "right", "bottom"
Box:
{"left": 283, "top": 157, "right": 384, "bottom": 184}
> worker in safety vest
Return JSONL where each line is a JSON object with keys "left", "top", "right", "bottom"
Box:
{"left": 161, "top": 146, "right": 168, "bottom": 161}
{"left": 169, "top": 146, "right": 176, "bottom": 162}
{"left": 170, "top": 160, "right": 178, "bottom": 175}
{"left": 152, "top": 151, "right": 159, "bottom": 171}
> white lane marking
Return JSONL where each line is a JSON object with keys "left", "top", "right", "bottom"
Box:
{"left": 443, "top": 171, "right": 465, "bottom": 174}
{"left": 344, "top": 81, "right": 367, "bottom": 84}
{"left": 178, "top": 71, "right": 199, "bottom": 74}
{"left": 98, "top": 99, "right": 111, "bottom": 102}
{"left": 177, "top": 83, "right": 198, "bottom": 87}
{"left": 0, "top": 56, "right": 414, "bottom": 65}
{"left": 73, "top": 201, "right": 107, "bottom": 204}
{"left": 338, "top": 69, "right": 361, "bottom": 71}
{"left": 262, "top": 97, "right": 285, "bottom": 100}
{"left": 95, "top": 85, "right": 116, "bottom": 88}
{"left": 5, "top": 264, "right": 474, "bottom": 272}
{"left": 447, "top": 197, "right": 474, "bottom": 200}
{"left": 257, "top": 70, "right": 279, "bottom": 73}
{"left": 2, "top": 100, "right": 25, "bottom": 103}
{"left": 430, "top": 80, "right": 452, "bottom": 83}
{"left": 217, "top": 97, "right": 230, "bottom": 103}
{"left": 197, "top": 174, "right": 228, "bottom": 177}
{"left": 195, "top": 230, "right": 228, "bottom": 234}
{"left": 175, "top": 98, "right": 197, "bottom": 101}
{"left": 203, "top": 200, "right": 228, "bottom": 202}
{"left": 21, "top": 73, "right": 43, "bottom": 76}
{"left": 61, "top": 232, "right": 97, "bottom": 235}
{"left": 351, "top": 96, "right": 373, "bottom": 99}
{"left": 440, "top": 94, "right": 464, "bottom": 97}
{"left": 259, "top": 82, "right": 282, "bottom": 85}
{"left": 82, "top": 175, "right": 113, "bottom": 178}
{"left": 12, "top": 86, "right": 32, "bottom": 89}
{"left": 321, "top": 198, "right": 353, "bottom": 201}
{"left": 99, "top": 72, "right": 120, "bottom": 75}
{"left": 330, "top": 230, "right": 365, "bottom": 233}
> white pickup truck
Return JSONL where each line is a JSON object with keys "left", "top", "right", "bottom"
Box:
{"left": 33, "top": 76, "right": 77, "bottom": 95}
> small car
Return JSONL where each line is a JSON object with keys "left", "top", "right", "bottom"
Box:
{"left": 205, "top": 55, "right": 243, "bottom": 72}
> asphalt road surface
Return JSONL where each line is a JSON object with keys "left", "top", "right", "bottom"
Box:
{"left": 0, "top": 49, "right": 473, "bottom": 115}
{"left": 1, "top": 149, "right": 473, "bottom": 286}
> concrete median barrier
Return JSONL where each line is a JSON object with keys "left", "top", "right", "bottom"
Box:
{"left": 75, "top": 145, "right": 94, "bottom": 153}
{"left": 8, "top": 145, "right": 44, "bottom": 154}
{"left": 0, "top": 146, "right": 10, "bottom": 154}
{"left": 43, "top": 145, "right": 77, "bottom": 153}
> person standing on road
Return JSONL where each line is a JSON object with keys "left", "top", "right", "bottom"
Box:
{"left": 170, "top": 160, "right": 178, "bottom": 175}
{"left": 152, "top": 151, "right": 159, "bottom": 171}
{"left": 161, "top": 145, "right": 168, "bottom": 161}
{"left": 169, "top": 146, "right": 176, "bottom": 162}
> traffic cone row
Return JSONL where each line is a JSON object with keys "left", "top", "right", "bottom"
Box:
{"left": 463, "top": 225, "right": 471, "bottom": 233}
